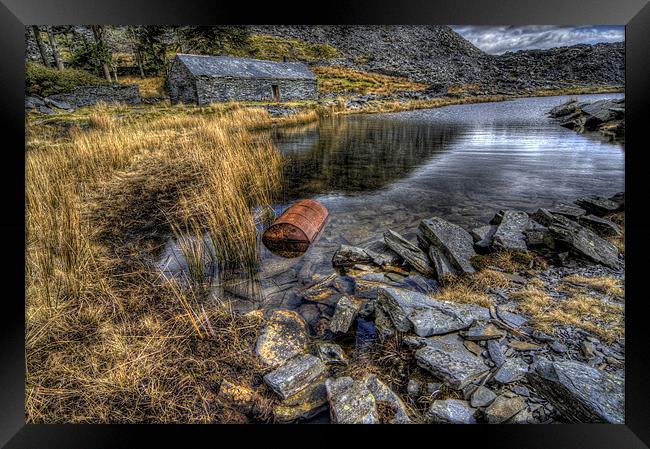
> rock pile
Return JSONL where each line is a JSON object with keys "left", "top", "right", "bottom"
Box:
{"left": 549, "top": 98, "right": 625, "bottom": 141}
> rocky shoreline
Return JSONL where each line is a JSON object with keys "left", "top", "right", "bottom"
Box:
{"left": 549, "top": 97, "right": 625, "bottom": 141}
{"left": 218, "top": 192, "right": 625, "bottom": 423}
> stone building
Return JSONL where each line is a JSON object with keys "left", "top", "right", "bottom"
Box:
{"left": 167, "top": 54, "right": 317, "bottom": 105}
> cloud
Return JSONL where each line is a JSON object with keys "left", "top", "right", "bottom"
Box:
{"left": 451, "top": 25, "right": 624, "bottom": 54}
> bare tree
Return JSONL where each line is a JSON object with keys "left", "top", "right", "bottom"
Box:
{"left": 31, "top": 26, "right": 50, "bottom": 66}
{"left": 46, "top": 27, "right": 64, "bottom": 70}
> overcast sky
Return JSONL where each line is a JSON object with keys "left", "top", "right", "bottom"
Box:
{"left": 451, "top": 25, "right": 624, "bottom": 54}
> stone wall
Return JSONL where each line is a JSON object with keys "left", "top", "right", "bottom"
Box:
{"left": 48, "top": 85, "right": 141, "bottom": 108}
{"left": 168, "top": 61, "right": 198, "bottom": 104}
{"left": 195, "top": 77, "right": 317, "bottom": 105}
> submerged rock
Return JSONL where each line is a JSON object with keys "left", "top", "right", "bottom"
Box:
{"left": 384, "top": 229, "right": 435, "bottom": 276}
{"left": 263, "top": 354, "right": 326, "bottom": 400}
{"left": 255, "top": 310, "right": 309, "bottom": 367}
{"left": 419, "top": 217, "right": 476, "bottom": 274}
{"left": 527, "top": 358, "right": 624, "bottom": 423}
{"left": 325, "top": 376, "right": 378, "bottom": 424}
{"left": 490, "top": 210, "right": 530, "bottom": 252}
{"left": 427, "top": 399, "right": 477, "bottom": 424}
{"left": 377, "top": 287, "right": 490, "bottom": 337}
{"left": 332, "top": 244, "right": 373, "bottom": 267}
{"left": 413, "top": 333, "right": 490, "bottom": 390}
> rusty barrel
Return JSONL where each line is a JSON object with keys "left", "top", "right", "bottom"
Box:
{"left": 262, "top": 199, "right": 329, "bottom": 256}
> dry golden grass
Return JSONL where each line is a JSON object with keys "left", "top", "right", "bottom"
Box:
{"left": 118, "top": 76, "right": 166, "bottom": 98}
{"left": 510, "top": 284, "right": 624, "bottom": 342}
{"left": 471, "top": 250, "right": 536, "bottom": 272}
{"left": 561, "top": 274, "right": 624, "bottom": 297}
{"left": 25, "top": 102, "right": 305, "bottom": 422}
{"left": 430, "top": 269, "right": 513, "bottom": 308}
{"left": 314, "top": 66, "right": 427, "bottom": 96}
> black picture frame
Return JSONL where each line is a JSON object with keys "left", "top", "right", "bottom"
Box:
{"left": 3, "top": 0, "right": 649, "bottom": 447}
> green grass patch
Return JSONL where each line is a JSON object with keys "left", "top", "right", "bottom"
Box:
{"left": 26, "top": 62, "right": 110, "bottom": 97}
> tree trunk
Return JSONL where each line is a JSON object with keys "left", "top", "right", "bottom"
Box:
{"left": 46, "top": 27, "right": 64, "bottom": 70}
{"left": 91, "top": 25, "right": 113, "bottom": 82}
{"left": 32, "top": 26, "right": 50, "bottom": 66}
{"left": 135, "top": 48, "right": 145, "bottom": 78}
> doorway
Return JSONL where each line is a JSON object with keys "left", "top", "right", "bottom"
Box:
{"left": 272, "top": 84, "right": 280, "bottom": 102}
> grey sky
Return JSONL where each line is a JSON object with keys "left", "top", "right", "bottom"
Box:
{"left": 451, "top": 25, "right": 624, "bottom": 54}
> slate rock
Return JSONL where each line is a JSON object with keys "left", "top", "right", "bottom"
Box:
{"left": 578, "top": 214, "right": 622, "bottom": 237}
{"left": 471, "top": 225, "right": 497, "bottom": 254}
{"left": 255, "top": 310, "right": 309, "bottom": 367}
{"left": 527, "top": 358, "right": 624, "bottom": 423}
{"left": 549, "top": 203, "right": 586, "bottom": 220}
{"left": 470, "top": 385, "right": 497, "bottom": 408}
{"left": 316, "top": 342, "right": 348, "bottom": 366}
{"left": 377, "top": 286, "right": 490, "bottom": 337}
{"left": 263, "top": 354, "right": 326, "bottom": 400}
{"left": 575, "top": 196, "right": 621, "bottom": 217}
{"left": 487, "top": 340, "right": 506, "bottom": 367}
{"left": 332, "top": 244, "right": 372, "bottom": 267}
{"left": 414, "top": 333, "right": 490, "bottom": 390}
{"left": 462, "top": 322, "right": 506, "bottom": 341}
{"left": 491, "top": 210, "right": 530, "bottom": 252}
{"left": 419, "top": 217, "right": 476, "bottom": 274}
{"left": 494, "top": 358, "right": 529, "bottom": 384}
{"left": 325, "top": 376, "right": 378, "bottom": 424}
{"left": 362, "top": 239, "right": 402, "bottom": 266}
{"left": 274, "top": 381, "right": 328, "bottom": 422}
{"left": 484, "top": 395, "right": 527, "bottom": 423}
{"left": 427, "top": 399, "right": 477, "bottom": 424}
{"left": 363, "top": 374, "right": 412, "bottom": 423}
{"left": 428, "top": 245, "right": 458, "bottom": 278}
{"left": 497, "top": 307, "right": 528, "bottom": 328}
{"left": 609, "top": 192, "right": 624, "bottom": 211}
{"left": 384, "top": 229, "right": 435, "bottom": 276}
{"left": 329, "top": 295, "right": 364, "bottom": 334}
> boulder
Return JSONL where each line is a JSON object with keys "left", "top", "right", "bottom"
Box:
{"left": 578, "top": 214, "right": 622, "bottom": 237}
{"left": 419, "top": 217, "right": 476, "bottom": 274}
{"left": 490, "top": 210, "right": 530, "bottom": 252}
{"left": 484, "top": 395, "right": 527, "bottom": 424}
{"left": 427, "top": 399, "right": 477, "bottom": 424}
{"left": 493, "top": 358, "right": 529, "bottom": 384}
{"left": 377, "top": 287, "right": 490, "bottom": 337}
{"left": 527, "top": 358, "right": 624, "bottom": 423}
{"left": 332, "top": 244, "right": 373, "bottom": 267}
{"left": 413, "top": 333, "right": 490, "bottom": 390}
{"left": 363, "top": 374, "right": 412, "bottom": 423}
{"left": 384, "top": 229, "right": 435, "bottom": 276}
{"left": 325, "top": 377, "right": 378, "bottom": 424}
{"left": 263, "top": 354, "right": 326, "bottom": 400}
{"left": 470, "top": 386, "right": 497, "bottom": 408}
{"left": 255, "top": 310, "right": 309, "bottom": 367}
{"left": 329, "top": 295, "right": 364, "bottom": 334}
{"left": 575, "top": 196, "right": 620, "bottom": 217}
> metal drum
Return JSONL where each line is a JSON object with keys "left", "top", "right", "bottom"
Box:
{"left": 262, "top": 199, "right": 329, "bottom": 257}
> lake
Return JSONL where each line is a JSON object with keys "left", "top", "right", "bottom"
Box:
{"left": 159, "top": 93, "right": 625, "bottom": 316}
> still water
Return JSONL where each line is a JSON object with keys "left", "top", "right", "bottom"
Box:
{"left": 160, "top": 93, "right": 624, "bottom": 314}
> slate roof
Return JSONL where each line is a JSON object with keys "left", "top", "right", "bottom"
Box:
{"left": 175, "top": 54, "right": 316, "bottom": 80}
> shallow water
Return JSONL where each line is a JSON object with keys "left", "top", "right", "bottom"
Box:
{"left": 159, "top": 93, "right": 624, "bottom": 315}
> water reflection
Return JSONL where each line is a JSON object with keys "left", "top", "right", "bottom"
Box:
{"left": 273, "top": 116, "right": 463, "bottom": 199}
